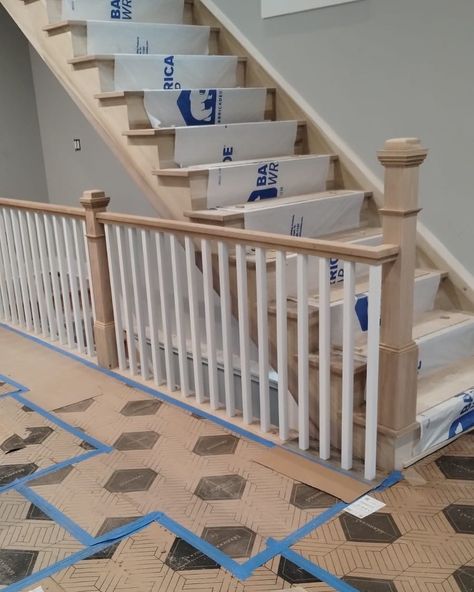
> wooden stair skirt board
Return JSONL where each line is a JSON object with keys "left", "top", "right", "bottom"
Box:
{"left": 45, "top": 0, "right": 193, "bottom": 25}
{"left": 44, "top": 20, "right": 219, "bottom": 57}
{"left": 124, "top": 120, "right": 306, "bottom": 170}
{"left": 68, "top": 54, "right": 246, "bottom": 93}
{"left": 96, "top": 88, "right": 276, "bottom": 130}
{"left": 154, "top": 153, "right": 332, "bottom": 211}
{"left": 186, "top": 190, "right": 366, "bottom": 236}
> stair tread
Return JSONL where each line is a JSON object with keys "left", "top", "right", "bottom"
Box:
{"left": 153, "top": 153, "right": 337, "bottom": 177}
{"left": 417, "top": 356, "right": 474, "bottom": 415}
{"left": 44, "top": 20, "right": 219, "bottom": 32}
{"left": 69, "top": 54, "right": 248, "bottom": 65}
{"left": 95, "top": 87, "right": 276, "bottom": 101}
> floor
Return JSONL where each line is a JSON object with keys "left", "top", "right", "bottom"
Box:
{"left": 0, "top": 326, "right": 473, "bottom": 592}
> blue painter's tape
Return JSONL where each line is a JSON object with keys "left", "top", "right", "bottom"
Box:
{"left": 276, "top": 547, "right": 359, "bottom": 592}
{"left": 0, "top": 373, "right": 28, "bottom": 395}
{"left": 0, "top": 323, "right": 275, "bottom": 448}
{"left": 18, "top": 484, "right": 96, "bottom": 546}
{"left": 374, "top": 470, "right": 403, "bottom": 492}
{"left": 0, "top": 449, "right": 103, "bottom": 495}
{"left": 93, "top": 512, "right": 163, "bottom": 544}
{"left": 10, "top": 391, "right": 112, "bottom": 453}
{"left": 1, "top": 541, "right": 115, "bottom": 592}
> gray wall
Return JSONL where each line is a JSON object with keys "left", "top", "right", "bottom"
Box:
{"left": 29, "top": 49, "right": 156, "bottom": 216}
{"left": 212, "top": 0, "right": 474, "bottom": 273}
{"left": 0, "top": 6, "right": 48, "bottom": 202}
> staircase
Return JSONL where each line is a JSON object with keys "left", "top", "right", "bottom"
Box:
{"left": 3, "top": 0, "right": 474, "bottom": 471}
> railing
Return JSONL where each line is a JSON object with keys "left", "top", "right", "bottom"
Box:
{"left": 0, "top": 138, "right": 428, "bottom": 479}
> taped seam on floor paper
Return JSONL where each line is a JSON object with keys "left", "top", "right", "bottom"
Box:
{"left": 206, "top": 155, "right": 330, "bottom": 208}
{"left": 174, "top": 120, "right": 298, "bottom": 167}
{"left": 86, "top": 22, "right": 210, "bottom": 56}
{"left": 144, "top": 88, "right": 267, "bottom": 128}
{"left": 58, "top": 0, "right": 185, "bottom": 23}
{"left": 0, "top": 373, "right": 28, "bottom": 396}
{"left": 114, "top": 54, "right": 238, "bottom": 91}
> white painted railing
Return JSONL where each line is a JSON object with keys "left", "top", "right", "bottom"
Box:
{"left": 0, "top": 196, "right": 398, "bottom": 480}
{"left": 0, "top": 201, "right": 94, "bottom": 356}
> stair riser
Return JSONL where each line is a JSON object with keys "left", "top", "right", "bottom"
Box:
{"left": 68, "top": 23, "right": 218, "bottom": 57}
{"left": 46, "top": 0, "right": 191, "bottom": 25}
{"left": 417, "top": 321, "right": 474, "bottom": 377}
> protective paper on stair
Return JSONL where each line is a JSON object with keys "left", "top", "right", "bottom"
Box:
{"left": 206, "top": 155, "right": 330, "bottom": 208}
{"left": 114, "top": 55, "right": 238, "bottom": 91}
{"left": 417, "top": 320, "right": 474, "bottom": 377}
{"left": 243, "top": 192, "right": 364, "bottom": 237}
{"left": 416, "top": 387, "right": 474, "bottom": 454}
{"left": 174, "top": 121, "right": 298, "bottom": 167}
{"left": 86, "top": 22, "right": 210, "bottom": 56}
{"left": 144, "top": 88, "right": 267, "bottom": 128}
{"left": 59, "top": 0, "right": 184, "bottom": 23}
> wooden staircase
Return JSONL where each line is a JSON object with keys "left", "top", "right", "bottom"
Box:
{"left": 3, "top": 0, "right": 474, "bottom": 470}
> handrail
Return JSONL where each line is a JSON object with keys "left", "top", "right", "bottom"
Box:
{"left": 0, "top": 197, "right": 85, "bottom": 219}
{"left": 97, "top": 211, "right": 399, "bottom": 265}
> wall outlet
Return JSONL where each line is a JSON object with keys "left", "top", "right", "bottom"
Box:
{"left": 73, "top": 138, "right": 81, "bottom": 151}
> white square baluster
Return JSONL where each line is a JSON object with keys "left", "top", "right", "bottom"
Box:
{"left": 116, "top": 225, "right": 137, "bottom": 373}
{"left": 53, "top": 217, "right": 74, "bottom": 347}
{"left": 4, "top": 209, "right": 25, "bottom": 327}
{"left": 236, "top": 244, "right": 252, "bottom": 424}
{"left": 341, "top": 260, "right": 356, "bottom": 470}
{"left": 218, "top": 241, "right": 235, "bottom": 417}
{"left": 0, "top": 210, "right": 16, "bottom": 323}
{"left": 256, "top": 247, "right": 270, "bottom": 432}
{"left": 297, "top": 253, "right": 309, "bottom": 450}
{"left": 128, "top": 226, "right": 149, "bottom": 379}
{"left": 201, "top": 239, "right": 219, "bottom": 409}
{"left": 18, "top": 211, "right": 41, "bottom": 333}
{"left": 26, "top": 212, "right": 47, "bottom": 333}
{"left": 44, "top": 215, "right": 66, "bottom": 343}
{"left": 73, "top": 219, "right": 95, "bottom": 356}
{"left": 10, "top": 210, "right": 33, "bottom": 331}
{"left": 156, "top": 231, "right": 176, "bottom": 390}
{"left": 276, "top": 250, "right": 289, "bottom": 441}
{"left": 36, "top": 213, "right": 57, "bottom": 339}
{"left": 319, "top": 257, "right": 331, "bottom": 460}
{"left": 104, "top": 224, "right": 126, "bottom": 370}
{"left": 63, "top": 217, "right": 85, "bottom": 352}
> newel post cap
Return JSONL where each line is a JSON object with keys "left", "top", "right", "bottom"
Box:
{"left": 377, "top": 137, "right": 428, "bottom": 168}
{"left": 80, "top": 189, "right": 110, "bottom": 211}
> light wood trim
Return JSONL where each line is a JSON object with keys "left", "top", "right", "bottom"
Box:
{"left": 68, "top": 54, "right": 248, "bottom": 66}
{"left": 0, "top": 197, "right": 85, "bottom": 219}
{"left": 96, "top": 211, "right": 398, "bottom": 264}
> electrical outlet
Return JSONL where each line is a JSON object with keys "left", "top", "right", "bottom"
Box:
{"left": 73, "top": 138, "right": 81, "bottom": 151}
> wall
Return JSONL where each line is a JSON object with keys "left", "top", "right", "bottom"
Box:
{"left": 209, "top": 0, "right": 474, "bottom": 273}
{"left": 29, "top": 49, "right": 156, "bottom": 217}
{"left": 0, "top": 6, "right": 48, "bottom": 202}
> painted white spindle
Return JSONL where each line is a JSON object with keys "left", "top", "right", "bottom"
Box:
{"left": 104, "top": 225, "right": 126, "bottom": 369}
{"left": 116, "top": 225, "right": 137, "bottom": 373}
{"left": 218, "top": 241, "right": 235, "bottom": 416}
{"left": 36, "top": 213, "right": 56, "bottom": 338}
{"left": 0, "top": 260, "right": 6, "bottom": 321}
{"left": 128, "top": 227, "right": 149, "bottom": 379}
{"left": 44, "top": 215, "right": 65, "bottom": 343}
{"left": 155, "top": 231, "right": 176, "bottom": 390}
{"left": 341, "top": 260, "right": 356, "bottom": 470}
{"left": 63, "top": 217, "right": 85, "bottom": 352}
{"left": 170, "top": 234, "right": 190, "bottom": 396}
{"left": 18, "top": 211, "right": 40, "bottom": 333}
{"left": 82, "top": 220, "right": 96, "bottom": 323}
{"left": 276, "top": 250, "right": 289, "bottom": 441}
{"left": 201, "top": 239, "right": 219, "bottom": 409}
{"left": 0, "top": 210, "right": 15, "bottom": 323}
{"left": 235, "top": 244, "right": 252, "bottom": 424}
{"left": 73, "top": 219, "right": 94, "bottom": 356}
{"left": 319, "top": 257, "right": 331, "bottom": 460}
{"left": 141, "top": 229, "right": 164, "bottom": 386}
{"left": 53, "top": 217, "right": 74, "bottom": 347}
{"left": 364, "top": 264, "right": 382, "bottom": 481}
{"left": 27, "top": 212, "right": 47, "bottom": 334}
{"left": 297, "top": 253, "right": 309, "bottom": 450}
{"left": 185, "top": 236, "right": 204, "bottom": 403}
{"left": 10, "top": 210, "right": 32, "bottom": 331}
{"left": 4, "top": 209, "right": 25, "bottom": 328}
{"left": 256, "top": 247, "right": 270, "bottom": 432}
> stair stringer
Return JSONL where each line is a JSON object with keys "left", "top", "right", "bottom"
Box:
{"left": 194, "top": 0, "right": 474, "bottom": 311}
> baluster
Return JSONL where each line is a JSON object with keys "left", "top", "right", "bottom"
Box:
{"left": 185, "top": 237, "right": 204, "bottom": 403}
{"left": 256, "top": 248, "right": 270, "bottom": 432}
{"left": 218, "top": 241, "right": 235, "bottom": 416}
{"left": 4, "top": 209, "right": 25, "bottom": 327}
{"left": 73, "top": 218, "right": 95, "bottom": 356}
{"left": 156, "top": 231, "right": 176, "bottom": 390}
{"left": 53, "top": 217, "right": 74, "bottom": 347}
{"left": 104, "top": 224, "right": 126, "bottom": 369}
{"left": 18, "top": 211, "right": 40, "bottom": 333}
{"left": 236, "top": 244, "right": 252, "bottom": 424}
{"left": 201, "top": 239, "right": 219, "bottom": 409}
{"left": 341, "top": 261, "right": 356, "bottom": 470}
{"left": 319, "top": 257, "right": 331, "bottom": 460}
{"left": 170, "top": 234, "right": 190, "bottom": 395}
{"left": 276, "top": 250, "right": 289, "bottom": 441}
{"left": 63, "top": 217, "right": 85, "bottom": 352}
{"left": 26, "top": 212, "right": 47, "bottom": 333}
{"left": 10, "top": 210, "right": 32, "bottom": 331}
{"left": 297, "top": 253, "right": 309, "bottom": 450}
{"left": 36, "top": 213, "right": 56, "bottom": 338}
{"left": 128, "top": 227, "right": 149, "bottom": 379}
{"left": 44, "top": 215, "right": 66, "bottom": 343}
{"left": 116, "top": 225, "right": 137, "bottom": 373}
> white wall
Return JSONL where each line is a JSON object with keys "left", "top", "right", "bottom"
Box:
{"left": 29, "top": 49, "right": 157, "bottom": 217}
{"left": 210, "top": 0, "right": 474, "bottom": 273}
{"left": 0, "top": 6, "right": 48, "bottom": 202}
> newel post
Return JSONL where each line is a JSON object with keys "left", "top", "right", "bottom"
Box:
{"left": 377, "top": 138, "right": 428, "bottom": 438}
{"left": 80, "top": 190, "right": 118, "bottom": 369}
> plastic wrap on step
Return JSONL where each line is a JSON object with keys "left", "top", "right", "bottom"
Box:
{"left": 60, "top": 0, "right": 185, "bottom": 23}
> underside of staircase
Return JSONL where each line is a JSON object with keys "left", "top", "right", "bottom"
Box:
{"left": 3, "top": 0, "right": 474, "bottom": 471}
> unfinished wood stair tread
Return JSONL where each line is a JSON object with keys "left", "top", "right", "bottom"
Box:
{"left": 43, "top": 20, "right": 220, "bottom": 33}
{"left": 417, "top": 356, "right": 474, "bottom": 415}
{"left": 68, "top": 54, "right": 248, "bottom": 66}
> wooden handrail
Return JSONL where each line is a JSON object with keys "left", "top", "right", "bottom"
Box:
{"left": 0, "top": 197, "right": 85, "bottom": 219}
{"left": 96, "top": 211, "right": 399, "bottom": 265}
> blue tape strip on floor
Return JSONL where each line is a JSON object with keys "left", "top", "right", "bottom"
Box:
{"left": 0, "top": 373, "right": 28, "bottom": 395}
{"left": 18, "top": 484, "right": 96, "bottom": 546}
{"left": 10, "top": 390, "right": 113, "bottom": 453}
{"left": 275, "top": 546, "right": 359, "bottom": 592}
{"left": 0, "top": 323, "right": 275, "bottom": 449}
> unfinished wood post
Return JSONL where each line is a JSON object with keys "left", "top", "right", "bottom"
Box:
{"left": 80, "top": 190, "right": 118, "bottom": 369}
{"left": 377, "top": 138, "right": 428, "bottom": 434}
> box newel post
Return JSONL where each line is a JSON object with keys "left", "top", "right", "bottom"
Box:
{"left": 80, "top": 190, "right": 118, "bottom": 370}
{"left": 376, "top": 138, "right": 428, "bottom": 467}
